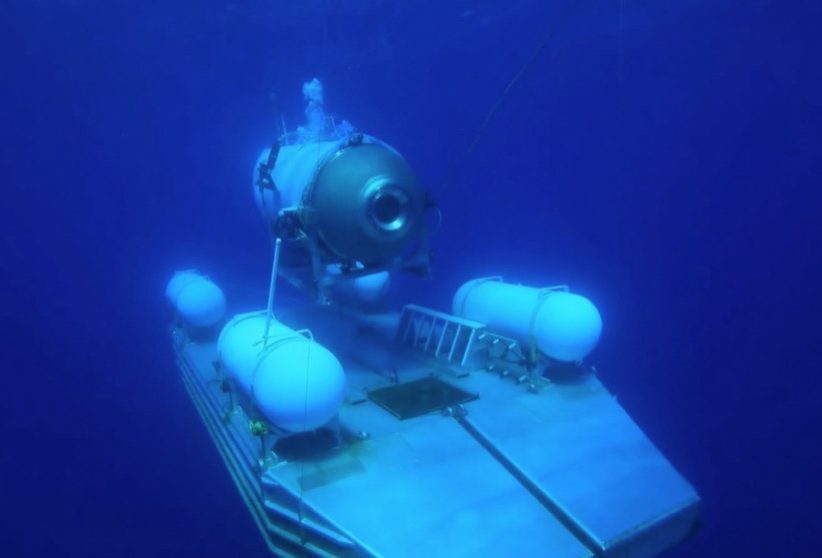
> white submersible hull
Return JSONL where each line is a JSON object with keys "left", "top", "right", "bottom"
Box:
{"left": 171, "top": 300, "right": 699, "bottom": 558}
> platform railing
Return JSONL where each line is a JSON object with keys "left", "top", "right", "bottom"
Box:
{"left": 396, "top": 304, "right": 486, "bottom": 368}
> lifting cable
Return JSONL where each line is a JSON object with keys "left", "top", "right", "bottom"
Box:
{"left": 441, "top": 0, "right": 583, "bottom": 193}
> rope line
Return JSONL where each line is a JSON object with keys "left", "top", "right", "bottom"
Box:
{"left": 441, "top": 0, "right": 582, "bottom": 193}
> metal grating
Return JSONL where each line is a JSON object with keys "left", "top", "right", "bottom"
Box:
{"left": 367, "top": 376, "right": 478, "bottom": 420}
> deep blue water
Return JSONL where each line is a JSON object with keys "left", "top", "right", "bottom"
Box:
{"left": 2, "top": 1, "right": 821, "bottom": 556}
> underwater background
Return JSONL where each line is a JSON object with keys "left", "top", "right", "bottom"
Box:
{"left": 2, "top": 1, "right": 820, "bottom": 556}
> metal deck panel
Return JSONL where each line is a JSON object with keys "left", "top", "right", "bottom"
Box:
{"left": 268, "top": 407, "right": 593, "bottom": 558}
{"left": 458, "top": 371, "right": 700, "bottom": 554}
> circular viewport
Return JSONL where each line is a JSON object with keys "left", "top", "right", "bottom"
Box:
{"left": 371, "top": 188, "right": 408, "bottom": 232}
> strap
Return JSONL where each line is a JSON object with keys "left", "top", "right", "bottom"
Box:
{"left": 256, "top": 141, "right": 282, "bottom": 195}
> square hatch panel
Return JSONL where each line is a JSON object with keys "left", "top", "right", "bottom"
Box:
{"left": 368, "top": 376, "right": 478, "bottom": 420}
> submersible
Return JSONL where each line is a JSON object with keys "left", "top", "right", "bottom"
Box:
{"left": 167, "top": 79, "right": 700, "bottom": 557}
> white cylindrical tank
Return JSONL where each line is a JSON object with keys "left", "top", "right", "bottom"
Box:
{"left": 166, "top": 271, "right": 226, "bottom": 328}
{"left": 217, "top": 312, "right": 346, "bottom": 432}
{"left": 350, "top": 271, "right": 391, "bottom": 302}
{"left": 453, "top": 278, "right": 602, "bottom": 362}
{"left": 326, "top": 264, "right": 391, "bottom": 304}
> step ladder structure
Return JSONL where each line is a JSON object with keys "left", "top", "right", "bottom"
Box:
{"left": 396, "top": 305, "right": 552, "bottom": 389}
{"left": 396, "top": 304, "right": 487, "bottom": 369}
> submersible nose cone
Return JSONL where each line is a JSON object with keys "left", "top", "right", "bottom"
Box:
{"left": 305, "top": 143, "right": 426, "bottom": 264}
